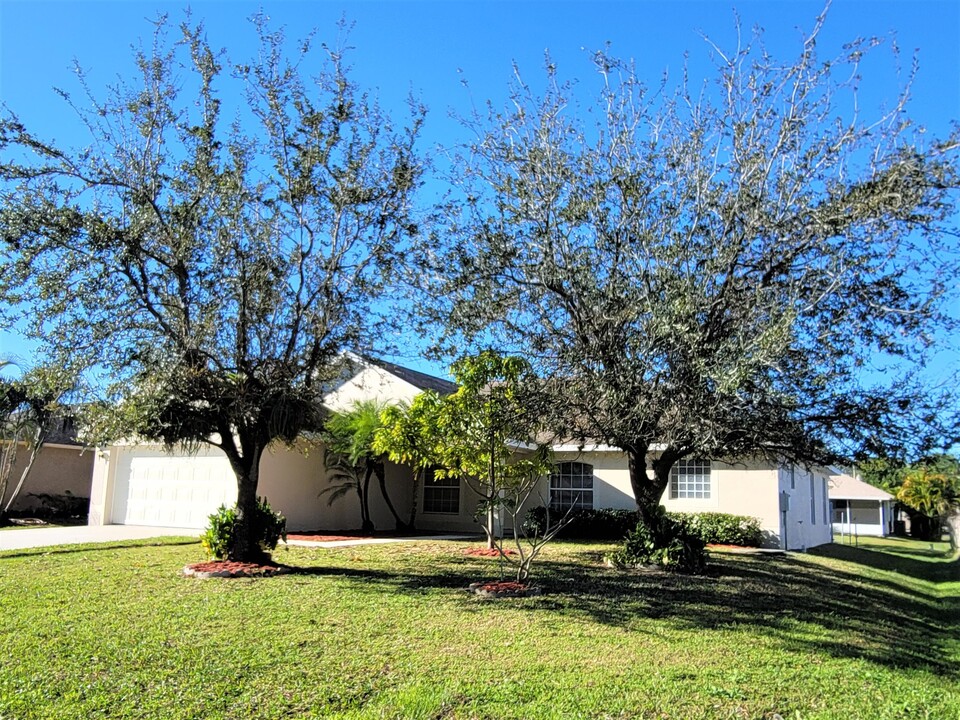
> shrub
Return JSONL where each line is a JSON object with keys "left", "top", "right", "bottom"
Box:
{"left": 200, "top": 497, "right": 287, "bottom": 561}
{"left": 524, "top": 506, "right": 763, "bottom": 546}
{"left": 607, "top": 507, "right": 706, "bottom": 573}
{"left": 524, "top": 506, "right": 639, "bottom": 540}
{"left": 21, "top": 491, "right": 89, "bottom": 520}
{"left": 669, "top": 512, "right": 763, "bottom": 547}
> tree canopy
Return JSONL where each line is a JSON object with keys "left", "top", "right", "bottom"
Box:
{"left": 427, "top": 14, "right": 960, "bottom": 523}
{"left": 0, "top": 17, "right": 424, "bottom": 559}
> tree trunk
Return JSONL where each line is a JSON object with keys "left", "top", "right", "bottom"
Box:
{"left": 375, "top": 460, "right": 409, "bottom": 532}
{"left": 229, "top": 443, "right": 267, "bottom": 563}
{"left": 407, "top": 468, "right": 420, "bottom": 530}
{"left": 361, "top": 464, "right": 375, "bottom": 533}
{"left": 2, "top": 426, "right": 47, "bottom": 517}
{"left": 944, "top": 507, "right": 960, "bottom": 553}
{"left": 626, "top": 444, "right": 671, "bottom": 529}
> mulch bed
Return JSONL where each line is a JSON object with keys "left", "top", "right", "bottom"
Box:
{"left": 706, "top": 544, "right": 773, "bottom": 554}
{"left": 468, "top": 580, "right": 542, "bottom": 598}
{"left": 286, "top": 533, "right": 374, "bottom": 542}
{"left": 183, "top": 561, "right": 289, "bottom": 579}
{"left": 463, "top": 547, "right": 517, "bottom": 557}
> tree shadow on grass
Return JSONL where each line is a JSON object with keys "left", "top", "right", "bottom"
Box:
{"left": 281, "top": 544, "right": 958, "bottom": 677}
{"left": 0, "top": 538, "right": 197, "bottom": 560}
{"left": 809, "top": 542, "right": 960, "bottom": 583}
{"left": 522, "top": 550, "right": 957, "bottom": 675}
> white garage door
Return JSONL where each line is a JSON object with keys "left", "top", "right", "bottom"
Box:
{"left": 112, "top": 448, "right": 237, "bottom": 529}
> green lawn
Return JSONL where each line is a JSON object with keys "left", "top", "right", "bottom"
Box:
{"left": 1, "top": 536, "right": 957, "bottom": 720}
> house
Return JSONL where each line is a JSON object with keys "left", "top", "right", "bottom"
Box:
{"left": 829, "top": 473, "right": 895, "bottom": 537}
{"left": 87, "top": 358, "right": 833, "bottom": 550}
{"left": 535, "top": 447, "right": 833, "bottom": 551}
{"left": 1, "top": 416, "right": 94, "bottom": 517}
{"left": 87, "top": 358, "right": 455, "bottom": 532}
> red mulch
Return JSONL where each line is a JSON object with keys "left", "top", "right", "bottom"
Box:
{"left": 183, "top": 560, "right": 285, "bottom": 578}
{"left": 474, "top": 580, "right": 527, "bottom": 592}
{"left": 706, "top": 543, "right": 750, "bottom": 550}
{"left": 287, "top": 533, "right": 374, "bottom": 542}
{"left": 463, "top": 547, "right": 517, "bottom": 557}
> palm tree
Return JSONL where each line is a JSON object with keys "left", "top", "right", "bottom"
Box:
{"left": 321, "top": 400, "right": 408, "bottom": 533}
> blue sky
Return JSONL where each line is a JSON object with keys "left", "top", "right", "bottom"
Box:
{"left": 0, "top": 0, "right": 958, "bottom": 381}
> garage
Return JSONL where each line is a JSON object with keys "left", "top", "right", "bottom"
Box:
{"left": 110, "top": 447, "right": 237, "bottom": 529}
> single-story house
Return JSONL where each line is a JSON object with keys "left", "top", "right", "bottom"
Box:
{"left": 1, "top": 416, "right": 94, "bottom": 516}
{"left": 88, "top": 358, "right": 833, "bottom": 550}
{"left": 829, "top": 473, "right": 895, "bottom": 537}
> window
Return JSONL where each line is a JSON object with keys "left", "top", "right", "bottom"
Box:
{"left": 670, "top": 459, "right": 711, "bottom": 499}
{"left": 789, "top": 464, "right": 796, "bottom": 490}
{"left": 809, "top": 474, "right": 817, "bottom": 525}
{"left": 822, "top": 477, "right": 829, "bottom": 525}
{"left": 423, "top": 470, "right": 460, "bottom": 514}
{"left": 550, "top": 462, "right": 594, "bottom": 512}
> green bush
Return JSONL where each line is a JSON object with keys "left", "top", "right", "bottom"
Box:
{"left": 669, "top": 512, "right": 764, "bottom": 547}
{"left": 200, "top": 497, "right": 287, "bottom": 560}
{"left": 525, "top": 506, "right": 763, "bottom": 546}
{"left": 607, "top": 506, "right": 706, "bottom": 573}
{"left": 524, "top": 506, "right": 639, "bottom": 540}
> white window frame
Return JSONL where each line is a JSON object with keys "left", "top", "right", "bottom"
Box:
{"left": 670, "top": 459, "right": 711, "bottom": 499}
{"left": 549, "top": 462, "right": 594, "bottom": 512}
{"left": 822, "top": 477, "right": 829, "bottom": 525}
{"left": 809, "top": 473, "right": 817, "bottom": 525}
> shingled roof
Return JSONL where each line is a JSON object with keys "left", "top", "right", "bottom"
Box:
{"left": 828, "top": 473, "right": 894, "bottom": 501}
{"left": 365, "top": 358, "right": 457, "bottom": 396}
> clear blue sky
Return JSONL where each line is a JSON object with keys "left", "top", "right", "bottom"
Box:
{"left": 0, "top": 0, "right": 958, "bottom": 381}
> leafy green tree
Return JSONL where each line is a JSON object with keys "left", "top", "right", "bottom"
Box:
{"left": 373, "top": 391, "right": 446, "bottom": 530}
{"left": 322, "top": 399, "right": 407, "bottom": 532}
{"left": 0, "top": 18, "right": 424, "bottom": 559}
{"left": 431, "top": 351, "right": 553, "bottom": 550}
{"left": 429, "top": 14, "right": 959, "bottom": 530}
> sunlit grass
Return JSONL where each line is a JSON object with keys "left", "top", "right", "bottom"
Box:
{"left": 1, "top": 536, "right": 957, "bottom": 719}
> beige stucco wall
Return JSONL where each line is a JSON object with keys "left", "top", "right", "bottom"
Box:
{"left": 415, "top": 475, "right": 486, "bottom": 534}
{"left": 322, "top": 364, "right": 422, "bottom": 414}
{"left": 91, "top": 438, "right": 430, "bottom": 533}
{"left": 2, "top": 444, "right": 94, "bottom": 514}
{"left": 499, "top": 452, "right": 833, "bottom": 550}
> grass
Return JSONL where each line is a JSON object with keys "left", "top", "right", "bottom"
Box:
{"left": 0, "top": 535, "right": 958, "bottom": 720}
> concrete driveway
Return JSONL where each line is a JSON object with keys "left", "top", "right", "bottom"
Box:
{"left": 0, "top": 525, "right": 479, "bottom": 552}
{"left": 0, "top": 525, "right": 194, "bottom": 551}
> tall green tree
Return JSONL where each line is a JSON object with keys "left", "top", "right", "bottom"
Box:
{"left": 429, "top": 13, "right": 959, "bottom": 529}
{"left": 0, "top": 17, "right": 424, "bottom": 560}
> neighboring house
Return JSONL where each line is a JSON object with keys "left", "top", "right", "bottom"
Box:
{"left": 1, "top": 416, "right": 94, "bottom": 515}
{"left": 87, "top": 358, "right": 833, "bottom": 549}
{"left": 829, "top": 473, "right": 895, "bottom": 537}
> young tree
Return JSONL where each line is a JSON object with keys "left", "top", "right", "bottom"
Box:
{"left": 431, "top": 351, "right": 554, "bottom": 550}
{"left": 0, "top": 17, "right": 424, "bottom": 559}
{"left": 429, "top": 13, "right": 960, "bottom": 529}
{"left": 322, "top": 399, "right": 407, "bottom": 532}
{"left": 0, "top": 364, "right": 75, "bottom": 522}
{"left": 373, "top": 391, "right": 446, "bottom": 531}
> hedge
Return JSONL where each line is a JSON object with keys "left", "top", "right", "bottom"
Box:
{"left": 524, "top": 506, "right": 763, "bottom": 546}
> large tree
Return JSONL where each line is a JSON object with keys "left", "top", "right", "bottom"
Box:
{"left": 429, "top": 13, "right": 959, "bottom": 527}
{"left": 0, "top": 17, "right": 424, "bottom": 560}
